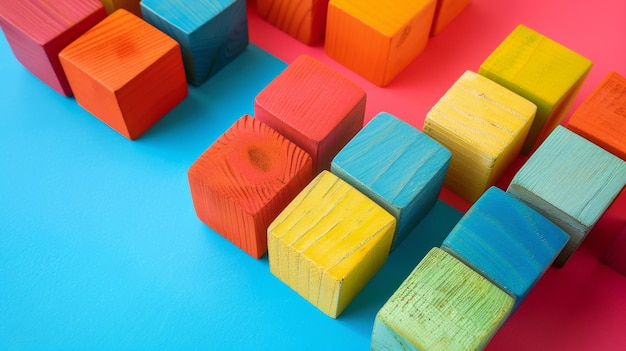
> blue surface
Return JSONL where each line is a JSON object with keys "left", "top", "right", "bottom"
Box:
{"left": 0, "top": 32, "right": 464, "bottom": 350}
{"left": 441, "top": 187, "right": 569, "bottom": 308}
{"left": 331, "top": 112, "right": 451, "bottom": 250}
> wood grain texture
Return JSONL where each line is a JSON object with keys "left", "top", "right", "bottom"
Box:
{"left": 324, "top": 0, "right": 436, "bottom": 87}
{"left": 141, "top": 0, "right": 248, "bottom": 86}
{"left": 441, "top": 187, "right": 568, "bottom": 308}
{"left": 601, "top": 225, "right": 626, "bottom": 277}
{"left": 371, "top": 247, "right": 513, "bottom": 351}
{"left": 188, "top": 115, "right": 313, "bottom": 258}
{"left": 430, "top": 0, "right": 471, "bottom": 36}
{"left": 478, "top": 24, "right": 593, "bottom": 154}
{"left": 257, "top": 0, "right": 329, "bottom": 45}
{"left": 58, "top": 9, "right": 188, "bottom": 140}
{"left": 268, "top": 171, "right": 396, "bottom": 318}
{"left": 424, "top": 70, "right": 536, "bottom": 202}
{"left": 254, "top": 54, "right": 366, "bottom": 173}
{"left": 567, "top": 71, "right": 626, "bottom": 160}
{"left": 331, "top": 112, "right": 451, "bottom": 250}
{"left": 99, "top": 0, "right": 142, "bottom": 17}
{"left": 0, "top": 0, "right": 106, "bottom": 96}
{"left": 507, "top": 126, "right": 626, "bottom": 267}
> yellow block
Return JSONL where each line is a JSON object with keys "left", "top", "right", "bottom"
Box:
{"left": 268, "top": 171, "right": 396, "bottom": 318}
{"left": 479, "top": 24, "right": 592, "bottom": 153}
{"left": 424, "top": 70, "right": 536, "bottom": 202}
{"left": 99, "top": 0, "right": 141, "bottom": 17}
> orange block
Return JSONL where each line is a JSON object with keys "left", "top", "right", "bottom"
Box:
{"left": 325, "top": 0, "right": 436, "bottom": 87}
{"left": 188, "top": 115, "right": 313, "bottom": 258}
{"left": 430, "top": 0, "right": 471, "bottom": 36}
{"left": 59, "top": 9, "right": 187, "bottom": 139}
{"left": 567, "top": 71, "right": 626, "bottom": 160}
{"left": 257, "top": 0, "right": 329, "bottom": 45}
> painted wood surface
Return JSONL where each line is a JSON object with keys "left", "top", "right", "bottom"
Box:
{"left": 601, "top": 225, "right": 626, "bottom": 277}
{"left": 441, "top": 187, "right": 568, "bottom": 308}
{"left": 0, "top": 0, "right": 106, "bottom": 96}
{"left": 508, "top": 126, "right": 626, "bottom": 267}
{"left": 371, "top": 247, "right": 513, "bottom": 351}
{"left": 254, "top": 54, "right": 366, "bottom": 173}
{"left": 257, "top": 0, "right": 329, "bottom": 45}
{"left": 331, "top": 112, "right": 451, "bottom": 250}
{"left": 424, "top": 70, "right": 536, "bottom": 202}
{"left": 141, "top": 0, "right": 248, "bottom": 86}
{"left": 268, "top": 171, "right": 396, "bottom": 318}
{"left": 188, "top": 115, "right": 313, "bottom": 258}
{"left": 567, "top": 71, "right": 626, "bottom": 160}
{"left": 99, "top": 0, "right": 142, "bottom": 17}
{"left": 430, "top": 0, "right": 471, "bottom": 35}
{"left": 324, "top": 0, "right": 436, "bottom": 87}
{"left": 478, "top": 24, "right": 593, "bottom": 154}
{"left": 58, "top": 9, "right": 188, "bottom": 140}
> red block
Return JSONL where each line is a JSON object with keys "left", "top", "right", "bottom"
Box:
{"left": 0, "top": 0, "right": 106, "bottom": 96}
{"left": 254, "top": 55, "right": 366, "bottom": 173}
{"left": 602, "top": 225, "right": 626, "bottom": 277}
{"left": 188, "top": 115, "right": 313, "bottom": 258}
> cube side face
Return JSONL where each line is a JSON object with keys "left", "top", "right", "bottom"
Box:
{"left": 601, "top": 225, "right": 626, "bottom": 276}
{"left": 257, "top": 0, "right": 328, "bottom": 45}
{"left": 479, "top": 24, "right": 592, "bottom": 153}
{"left": 188, "top": 115, "right": 313, "bottom": 258}
{"left": 424, "top": 70, "right": 535, "bottom": 202}
{"left": 507, "top": 126, "right": 626, "bottom": 266}
{"left": 441, "top": 187, "right": 568, "bottom": 306}
{"left": 372, "top": 247, "right": 513, "bottom": 351}
{"left": 567, "top": 71, "right": 626, "bottom": 161}
{"left": 430, "top": 0, "right": 471, "bottom": 36}
{"left": 106, "top": 0, "right": 142, "bottom": 17}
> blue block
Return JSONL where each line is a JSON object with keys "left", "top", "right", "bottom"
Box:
{"left": 140, "top": 0, "right": 248, "bottom": 86}
{"left": 441, "top": 187, "right": 569, "bottom": 308}
{"left": 331, "top": 112, "right": 451, "bottom": 250}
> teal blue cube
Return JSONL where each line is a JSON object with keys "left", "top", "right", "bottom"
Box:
{"left": 441, "top": 187, "right": 568, "bottom": 308}
{"left": 140, "top": 0, "right": 248, "bottom": 86}
{"left": 331, "top": 112, "right": 451, "bottom": 250}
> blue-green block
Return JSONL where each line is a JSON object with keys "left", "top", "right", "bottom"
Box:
{"left": 507, "top": 126, "right": 626, "bottom": 267}
{"left": 331, "top": 112, "right": 451, "bottom": 250}
{"left": 140, "top": 0, "right": 248, "bottom": 86}
{"left": 441, "top": 187, "right": 568, "bottom": 308}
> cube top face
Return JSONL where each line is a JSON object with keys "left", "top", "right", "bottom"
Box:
{"left": 332, "top": 112, "right": 451, "bottom": 210}
{"left": 509, "top": 126, "right": 626, "bottom": 230}
{"left": 59, "top": 9, "right": 181, "bottom": 91}
{"left": 329, "top": 0, "right": 434, "bottom": 36}
{"left": 188, "top": 115, "right": 312, "bottom": 215}
{"left": 0, "top": 0, "right": 104, "bottom": 44}
{"left": 442, "top": 187, "right": 568, "bottom": 302}
{"left": 479, "top": 24, "right": 592, "bottom": 110}
{"left": 373, "top": 247, "right": 513, "bottom": 351}
{"left": 567, "top": 71, "right": 626, "bottom": 160}
{"left": 426, "top": 70, "right": 536, "bottom": 159}
{"left": 254, "top": 55, "right": 366, "bottom": 142}
{"left": 140, "top": 0, "right": 237, "bottom": 33}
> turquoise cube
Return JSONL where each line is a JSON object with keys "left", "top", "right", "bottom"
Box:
{"left": 508, "top": 126, "right": 626, "bottom": 267}
{"left": 441, "top": 187, "right": 569, "bottom": 308}
{"left": 331, "top": 112, "right": 451, "bottom": 250}
{"left": 140, "top": 0, "right": 248, "bottom": 86}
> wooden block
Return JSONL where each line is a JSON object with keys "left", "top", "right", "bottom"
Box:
{"left": 99, "top": 0, "right": 142, "bottom": 17}
{"left": 331, "top": 112, "right": 451, "bottom": 250}
{"left": 441, "top": 187, "right": 568, "bottom": 308}
{"left": 430, "top": 0, "right": 471, "bottom": 36}
{"left": 324, "top": 0, "right": 436, "bottom": 87}
{"left": 268, "top": 171, "right": 396, "bottom": 318}
{"left": 141, "top": 0, "right": 248, "bottom": 86}
{"left": 188, "top": 115, "right": 313, "bottom": 259}
{"left": 479, "top": 24, "right": 593, "bottom": 154}
{"left": 0, "top": 0, "right": 106, "bottom": 96}
{"left": 58, "top": 9, "right": 188, "bottom": 140}
{"left": 424, "top": 70, "right": 536, "bottom": 202}
{"left": 254, "top": 55, "right": 366, "bottom": 173}
{"left": 601, "top": 225, "right": 626, "bottom": 277}
{"left": 507, "top": 126, "right": 626, "bottom": 267}
{"left": 371, "top": 247, "right": 513, "bottom": 351}
{"left": 567, "top": 71, "right": 626, "bottom": 160}
{"left": 257, "top": 0, "right": 329, "bottom": 45}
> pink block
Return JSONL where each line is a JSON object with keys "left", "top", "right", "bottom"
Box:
{"left": 602, "top": 225, "right": 626, "bottom": 276}
{"left": 0, "top": 0, "right": 106, "bottom": 96}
